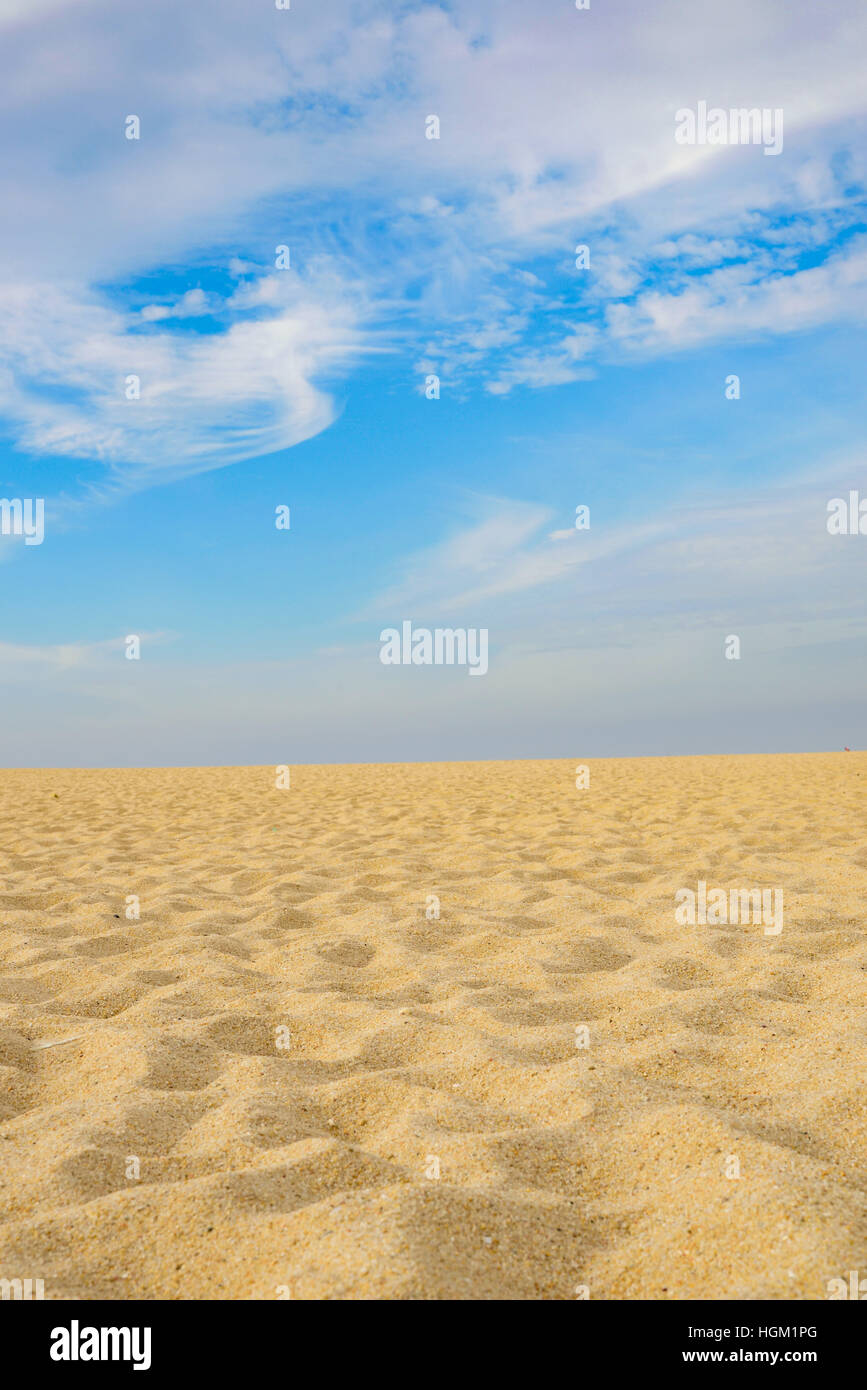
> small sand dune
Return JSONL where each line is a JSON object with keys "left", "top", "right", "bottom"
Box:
{"left": 0, "top": 754, "right": 864, "bottom": 1299}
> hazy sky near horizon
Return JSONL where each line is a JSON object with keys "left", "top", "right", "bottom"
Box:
{"left": 0, "top": 0, "right": 866, "bottom": 766}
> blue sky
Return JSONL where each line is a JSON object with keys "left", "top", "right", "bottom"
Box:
{"left": 0, "top": 0, "right": 866, "bottom": 765}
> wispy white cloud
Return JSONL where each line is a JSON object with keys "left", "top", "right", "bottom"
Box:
{"left": 363, "top": 462, "right": 867, "bottom": 626}
{"left": 5, "top": 465, "right": 864, "bottom": 765}
{"left": 0, "top": 631, "right": 171, "bottom": 675}
{"left": 139, "top": 288, "right": 213, "bottom": 322}
{"left": 0, "top": 270, "right": 369, "bottom": 488}
{"left": 486, "top": 327, "right": 598, "bottom": 395}
{"left": 0, "top": 0, "right": 865, "bottom": 493}
{"left": 606, "top": 236, "right": 867, "bottom": 355}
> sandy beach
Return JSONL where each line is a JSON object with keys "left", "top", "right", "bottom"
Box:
{"left": 0, "top": 753, "right": 864, "bottom": 1300}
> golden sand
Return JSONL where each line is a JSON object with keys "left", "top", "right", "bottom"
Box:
{"left": 0, "top": 754, "right": 864, "bottom": 1300}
